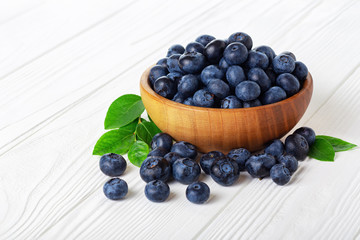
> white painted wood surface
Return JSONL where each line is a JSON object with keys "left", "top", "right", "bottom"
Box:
{"left": 0, "top": 0, "right": 359, "bottom": 239}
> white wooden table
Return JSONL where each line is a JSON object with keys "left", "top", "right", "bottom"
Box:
{"left": 1, "top": 0, "right": 360, "bottom": 239}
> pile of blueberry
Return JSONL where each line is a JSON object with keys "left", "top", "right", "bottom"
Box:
{"left": 149, "top": 32, "right": 309, "bottom": 108}
{"left": 100, "top": 126, "right": 315, "bottom": 203}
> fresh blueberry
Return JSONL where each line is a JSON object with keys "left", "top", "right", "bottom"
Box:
{"left": 186, "top": 182, "right": 210, "bottom": 204}
{"left": 227, "top": 148, "right": 251, "bottom": 171}
{"left": 280, "top": 51, "right": 296, "bottom": 61}
{"left": 99, "top": 153, "right": 127, "bottom": 177}
{"left": 164, "top": 152, "right": 182, "bottom": 166}
{"left": 167, "top": 72, "right": 183, "bottom": 86}
{"left": 172, "top": 92, "right": 185, "bottom": 103}
{"left": 200, "top": 151, "right": 225, "bottom": 175}
{"left": 186, "top": 42, "right": 205, "bottom": 54}
{"left": 167, "top": 44, "right": 185, "bottom": 57}
{"left": 210, "top": 156, "right": 240, "bottom": 186}
{"left": 178, "top": 74, "right": 199, "bottom": 97}
{"left": 221, "top": 95, "right": 242, "bottom": 109}
{"left": 183, "top": 97, "right": 195, "bottom": 106}
{"left": 294, "top": 127, "right": 316, "bottom": 146}
{"left": 223, "top": 42, "right": 248, "bottom": 65}
{"left": 204, "top": 39, "right": 227, "bottom": 63}
{"left": 151, "top": 133, "right": 173, "bottom": 152}
{"left": 247, "top": 68, "right": 271, "bottom": 93}
{"left": 235, "top": 81, "right": 261, "bottom": 101}
{"left": 147, "top": 147, "right": 168, "bottom": 157}
{"left": 140, "top": 156, "right": 171, "bottom": 183}
{"left": 226, "top": 65, "right": 246, "bottom": 88}
{"left": 228, "top": 32, "right": 253, "bottom": 50}
{"left": 285, "top": 134, "right": 309, "bottom": 161}
{"left": 149, "top": 65, "right": 168, "bottom": 86}
{"left": 144, "top": 180, "right": 170, "bottom": 202}
{"left": 193, "top": 89, "right": 215, "bottom": 107}
{"left": 219, "top": 57, "right": 230, "bottom": 73}
{"left": 156, "top": 57, "right": 168, "bottom": 68}
{"left": 278, "top": 154, "right": 298, "bottom": 174}
{"left": 245, "top": 50, "right": 269, "bottom": 70}
{"left": 154, "top": 76, "right": 177, "bottom": 99}
{"left": 171, "top": 141, "right": 197, "bottom": 159}
{"left": 207, "top": 79, "right": 230, "bottom": 99}
{"left": 253, "top": 45, "right": 276, "bottom": 63}
{"left": 195, "top": 34, "right": 216, "bottom": 47}
{"left": 179, "top": 52, "right": 206, "bottom": 74}
{"left": 270, "top": 164, "right": 291, "bottom": 185}
{"left": 245, "top": 154, "right": 276, "bottom": 178}
{"left": 200, "top": 65, "right": 224, "bottom": 85}
{"left": 272, "top": 54, "right": 296, "bottom": 74}
{"left": 167, "top": 54, "right": 185, "bottom": 73}
{"left": 261, "top": 86, "right": 287, "bottom": 105}
{"left": 292, "top": 61, "right": 308, "bottom": 84}
{"left": 243, "top": 99, "right": 262, "bottom": 108}
{"left": 264, "top": 139, "right": 284, "bottom": 158}
{"left": 276, "top": 73, "right": 300, "bottom": 96}
{"left": 172, "top": 158, "right": 201, "bottom": 184}
{"left": 103, "top": 178, "right": 128, "bottom": 200}
{"left": 265, "top": 68, "right": 277, "bottom": 85}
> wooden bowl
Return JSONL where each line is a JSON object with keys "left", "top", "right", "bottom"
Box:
{"left": 140, "top": 66, "right": 313, "bottom": 153}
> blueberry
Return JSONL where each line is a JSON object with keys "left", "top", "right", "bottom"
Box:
{"left": 245, "top": 50, "right": 269, "bottom": 70}
{"left": 276, "top": 73, "right": 300, "bottom": 96}
{"left": 247, "top": 68, "right": 271, "bottom": 93}
{"left": 226, "top": 65, "right": 246, "bottom": 88}
{"left": 200, "top": 65, "right": 224, "bottom": 85}
{"left": 235, "top": 81, "right": 261, "bottom": 101}
{"left": 172, "top": 158, "right": 201, "bottom": 184}
{"left": 210, "top": 156, "right": 240, "bottom": 186}
{"left": 139, "top": 156, "right": 171, "bottom": 183}
{"left": 151, "top": 133, "right": 173, "bottom": 152}
{"left": 221, "top": 95, "right": 242, "bottom": 109}
{"left": 227, "top": 148, "right": 251, "bottom": 171}
{"left": 264, "top": 139, "right": 284, "bottom": 158}
{"left": 245, "top": 154, "right": 276, "bottom": 178}
{"left": 167, "top": 54, "right": 185, "bottom": 73}
{"left": 164, "top": 152, "right": 182, "bottom": 166}
{"left": 219, "top": 57, "right": 230, "bottom": 73}
{"left": 253, "top": 45, "right": 276, "bottom": 63}
{"left": 99, "top": 153, "right": 127, "bottom": 177}
{"left": 186, "top": 182, "right": 210, "bottom": 204}
{"left": 270, "top": 164, "right": 291, "bottom": 185}
{"left": 272, "top": 54, "right": 296, "bottom": 74}
{"left": 294, "top": 127, "right": 316, "bottom": 146}
{"left": 285, "top": 134, "right": 309, "bottom": 161}
{"left": 200, "top": 151, "right": 225, "bottom": 175}
{"left": 265, "top": 68, "right": 277, "bottom": 85}
{"left": 186, "top": 42, "right": 205, "bottom": 54}
{"left": 195, "top": 34, "right": 216, "bottom": 47}
{"left": 243, "top": 99, "right": 262, "bottom": 108}
{"left": 171, "top": 141, "right": 197, "bottom": 159}
{"left": 280, "top": 51, "right": 296, "bottom": 61}
{"left": 167, "top": 72, "right": 183, "bottom": 86}
{"left": 179, "top": 52, "right": 206, "bottom": 74}
{"left": 261, "top": 86, "right": 287, "bottom": 105}
{"left": 207, "top": 79, "right": 230, "bottom": 99}
{"left": 223, "top": 42, "right": 248, "bottom": 65}
{"left": 154, "top": 76, "right": 177, "bottom": 99}
{"left": 149, "top": 65, "right": 168, "bottom": 86}
{"left": 156, "top": 57, "right": 168, "bottom": 68}
{"left": 278, "top": 154, "right": 298, "bottom": 174}
{"left": 172, "top": 92, "right": 186, "bottom": 103}
{"left": 204, "top": 39, "right": 227, "bottom": 63}
{"left": 167, "top": 44, "right": 185, "bottom": 57}
{"left": 103, "top": 178, "right": 128, "bottom": 200}
{"left": 178, "top": 74, "right": 199, "bottom": 97}
{"left": 228, "top": 32, "right": 253, "bottom": 50}
{"left": 292, "top": 61, "right": 308, "bottom": 84}
{"left": 147, "top": 147, "right": 168, "bottom": 157}
{"left": 144, "top": 180, "right": 170, "bottom": 202}
{"left": 183, "top": 97, "right": 195, "bottom": 106}
{"left": 193, "top": 89, "right": 215, "bottom": 107}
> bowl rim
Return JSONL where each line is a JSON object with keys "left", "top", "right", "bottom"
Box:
{"left": 140, "top": 65, "right": 313, "bottom": 112}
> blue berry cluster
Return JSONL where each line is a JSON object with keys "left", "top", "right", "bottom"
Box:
{"left": 149, "top": 32, "right": 309, "bottom": 108}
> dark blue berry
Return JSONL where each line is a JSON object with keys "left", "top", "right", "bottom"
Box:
{"left": 171, "top": 141, "right": 197, "bottom": 159}
{"left": 156, "top": 58, "right": 168, "bottom": 68}
{"left": 179, "top": 52, "right": 206, "bottom": 74}
{"left": 193, "top": 89, "right": 215, "bottom": 107}
{"left": 207, "top": 79, "right": 230, "bottom": 99}
{"left": 280, "top": 51, "right": 296, "bottom": 61}
{"left": 221, "top": 95, "right": 242, "bottom": 109}
{"left": 254, "top": 45, "right": 276, "bottom": 63}
{"left": 228, "top": 32, "right": 253, "bottom": 50}
{"left": 183, "top": 97, "right": 195, "bottom": 106}
{"left": 227, "top": 148, "right": 251, "bottom": 171}
{"left": 245, "top": 154, "right": 276, "bottom": 178}
{"left": 167, "top": 54, "right": 185, "bottom": 73}
{"left": 285, "top": 134, "right": 309, "bottom": 161}
{"left": 247, "top": 68, "right": 271, "bottom": 93}
{"left": 186, "top": 42, "right": 205, "bottom": 54}
{"left": 272, "top": 54, "right": 296, "bottom": 74}
{"left": 270, "top": 164, "right": 291, "bottom": 185}
{"left": 145, "top": 180, "right": 170, "bottom": 202}
{"left": 151, "top": 133, "right": 173, "bottom": 152}
{"left": 223, "top": 42, "right": 248, "bottom": 65}
{"left": 245, "top": 50, "right": 269, "bottom": 69}
{"left": 204, "top": 39, "right": 227, "bottom": 63}
{"left": 154, "top": 76, "right": 177, "bottom": 99}
{"left": 195, "top": 34, "right": 216, "bottom": 47}
{"left": 186, "top": 182, "right": 210, "bottom": 204}
{"left": 226, "top": 65, "right": 246, "bottom": 88}
{"left": 147, "top": 147, "right": 168, "bottom": 157}
{"left": 243, "top": 99, "right": 262, "bottom": 108}
{"left": 167, "top": 44, "right": 185, "bottom": 57}
{"left": 200, "top": 65, "right": 224, "bottom": 85}
{"left": 278, "top": 155, "right": 298, "bottom": 174}
{"left": 164, "top": 152, "right": 182, "bottom": 166}
{"left": 276, "top": 73, "right": 300, "bottom": 96}
{"left": 264, "top": 139, "right": 284, "bottom": 158}
{"left": 200, "top": 151, "right": 225, "bottom": 175}
{"left": 235, "top": 81, "right": 261, "bottom": 101}
{"left": 172, "top": 92, "right": 185, "bottom": 103}
{"left": 178, "top": 74, "right": 199, "bottom": 97}
{"left": 149, "top": 65, "right": 168, "bottom": 86}
{"left": 265, "top": 68, "right": 277, "bottom": 85}
{"left": 99, "top": 153, "right": 127, "bottom": 177}
{"left": 103, "top": 178, "right": 128, "bottom": 200}
{"left": 210, "top": 156, "right": 240, "bottom": 186}
{"left": 140, "top": 156, "right": 171, "bottom": 183}
{"left": 172, "top": 158, "right": 201, "bottom": 184}
{"left": 294, "top": 127, "right": 316, "bottom": 146}
{"left": 167, "top": 72, "right": 183, "bottom": 86}
{"left": 292, "top": 61, "right": 308, "bottom": 84}
{"left": 261, "top": 86, "right": 287, "bottom": 105}
{"left": 219, "top": 57, "right": 230, "bottom": 73}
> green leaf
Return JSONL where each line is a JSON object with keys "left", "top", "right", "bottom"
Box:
{"left": 128, "top": 141, "right": 149, "bottom": 167}
{"left": 135, "top": 121, "right": 161, "bottom": 145}
{"left": 104, "top": 94, "right": 145, "bottom": 129}
{"left": 316, "top": 135, "right": 357, "bottom": 152}
{"left": 308, "top": 138, "right": 335, "bottom": 161}
{"left": 93, "top": 129, "right": 136, "bottom": 155}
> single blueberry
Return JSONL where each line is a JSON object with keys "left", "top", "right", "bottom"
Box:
{"left": 172, "top": 92, "right": 186, "bottom": 103}
{"left": 139, "top": 156, "right": 171, "bottom": 183}
{"left": 99, "top": 153, "right": 127, "bottom": 177}
{"left": 156, "top": 57, "right": 168, "bottom": 68}
{"left": 280, "top": 51, "right": 296, "bottom": 61}
{"left": 223, "top": 42, "right": 248, "bottom": 65}
{"left": 149, "top": 65, "right": 168, "bottom": 86}
{"left": 272, "top": 54, "right": 296, "bottom": 74}
{"left": 253, "top": 45, "right": 276, "bottom": 63}
{"left": 226, "top": 65, "right": 246, "bottom": 88}
{"left": 154, "top": 76, "right": 177, "bottom": 99}
{"left": 264, "top": 139, "right": 284, "bottom": 158}
{"left": 221, "top": 95, "right": 242, "bottom": 109}
{"left": 278, "top": 154, "right": 298, "bottom": 174}
{"left": 179, "top": 52, "right": 206, "bottom": 74}
{"left": 147, "top": 147, "right": 169, "bottom": 157}
{"left": 265, "top": 68, "right": 277, "bottom": 85}
{"left": 200, "top": 151, "right": 225, "bottom": 175}
{"left": 172, "top": 158, "right": 201, "bottom": 184}
{"left": 219, "top": 57, "right": 230, "bottom": 73}
{"left": 200, "top": 65, "right": 224, "bottom": 85}
{"left": 245, "top": 50, "right": 269, "bottom": 70}
{"left": 166, "top": 44, "right": 185, "bottom": 57}
{"left": 235, "top": 81, "right": 261, "bottom": 101}
{"left": 178, "top": 74, "right": 199, "bottom": 97}
{"left": 183, "top": 97, "right": 195, "bottom": 106}
{"left": 171, "top": 141, "right": 197, "bottom": 159}
{"left": 228, "top": 32, "right": 253, "bottom": 50}
{"left": 292, "top": 61, "right": 308, "bottom": 84}
{"left": 261, "top": 86, "right": 287, "bottom": 105}
{"left": 285, "top": 134, "right": 309, "bottom": 161}
{"left": 167, "top": 72, "right": 183, "bottom": 86}
{"left": 243, "top": 99, "right": 262, "bottom": 108}
{"left": 186, "top": 182, "right": 210, "bottom": 204}
{"left": 103, "top": 178, "right": 128, "bottom": 200}
{"left": 144, "top": 180, "right": 170, "bottom": 202}
{"left": 245, "top": 154, "right": 276, "bottom": 178}
{"left": 276, "top": 73, "right": 300, "bottom": 96}
{"left": 207, "top": 79, "right": 230, "bottom": 99}
{"left": 204, "top": 39, "right": 227, "bottom": 63}
{"left": 270, "top": 164, "right": 291, "bottom": 185}
{"left": 167, "top": 54, "right": 185, "bottom": 74}
{"left": 210, "top": 156, "right": 240, "bottom": 186}
{"left": 247, "top": 68, "right": 271, "bottom": 93}
{"left": 193, "top": 89, "right": 215, "bottom": 107}
{"left": 151, "top": 133, "right": 173, "bottom": 151}
{"left": 195, "top": 34, "right": 216, "bottom": 47}
{"left": 227, "top": 148, "right": 251, "bottom": 171}
{"left": 186, "top": 41, "right": 205, "bottom": 54}
{"left": 164, "top": 152, "right": 182, "bottom": 166}
{"left": 294, "top": 127, "right": 316, "bottom": 146}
